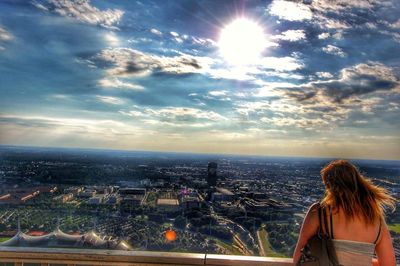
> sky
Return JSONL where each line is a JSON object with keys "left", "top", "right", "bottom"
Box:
{"left": 0, "top": 0, "right": 399, "bottom": 160}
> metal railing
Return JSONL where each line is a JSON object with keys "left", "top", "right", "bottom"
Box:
{"left": 0, "top": 246, "right": 293, "bottom": 266}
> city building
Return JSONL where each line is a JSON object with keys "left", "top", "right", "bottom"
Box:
{"left": 156, "top": 198, "right": 180, "bottom": 212}
{"left": 87, "top": 195, "right": 104, "bottom": 205}
{"left": 207, "top": 162, "right": 218, "bottom": 187}
{"left": 53, "top": 193, "right": 74, "bottom": 203}
{"left": 211, "top": 187, "right": 235, "bottom": 202}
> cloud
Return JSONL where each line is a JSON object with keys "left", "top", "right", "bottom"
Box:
{"left": 191, "top": 37, "right": 217, "bottom": 47}
{"left": 316, "top": 72, "right": 334, "bottom": 79}
{"left": 96, "top": 96, "right": 124, "bottom": 105}
{"left": 95, "top": 48, "right": 213, "bottom": 78}
{"left": 104, "top": 32, "right": 120, "bottom": 46}
{"left": 98, "top": 78, "right": 144, "bottom": 90}
{"left": 120, "top": 106, "right": 227, "bottom": 128}
{"left": 34, "top": 0, "right": 124, "bottom": 28}
{"left": 323, "top": 19, "right": 350, "bottom": 30}
{"left": 258, "top": 56, "right": 304, "bottom": 71}
{"left": 143, "top": 107, "right": 227, "bottom": 122}
{"left": 318, "top": 32, "right": 330, "bottom": 39}
{"left": 0, "top": 114, "right": 148, "bottom": 138}
{"left": 268, "top": 0, "right": 312, "bottom": 21}
{"left": 0, "top": 26, "right": 13, "bottom": 41}
{"left": 310, "top": 0, "right": 390, "bottom": 13}
{"left": 273, "top": 30, "right": 306, "bottom": 42}
{"left": 261, "top": 116, "right": 330, "bottom": 129}
{"left": 208, "top": 90, "right": 228, "bottom": 97}
{"left": 389, "top": 19, "right": 400, "bottom": 29}
{"left": 282, "top": 62, "right": 399, "bottom": 103}
{"left": 322, "top": 44, "right": 347, "bottom": 57}
{"left": 150, "top": 28, "right": 162, "bottom": 36}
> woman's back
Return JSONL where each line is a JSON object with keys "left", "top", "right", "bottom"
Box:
{"left": 329, "top": 207, "right": 381, "bottom": 243}
{"left": 326, "top": 207, "right": 381, "bottom": 266}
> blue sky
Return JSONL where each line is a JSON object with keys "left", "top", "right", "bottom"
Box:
{"left": 0, "top": 0, "right": 399, "bottom": 160}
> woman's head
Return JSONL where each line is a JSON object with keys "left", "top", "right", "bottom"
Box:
{"left": 320, "top": 159, "right": 395, "bottom": 224}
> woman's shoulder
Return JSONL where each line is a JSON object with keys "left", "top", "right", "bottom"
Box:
{"left": 309, "top": 202, "right": 321, "bottom": 212}
{"left": 304, "top": 202, "right": 321, "bottom": 222}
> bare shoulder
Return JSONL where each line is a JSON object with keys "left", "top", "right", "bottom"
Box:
{"left": 304, "top": 202, "right": 320, "bottom": 224}
{"left": 309, "top": 202, "right": 320, "bottom": 211}
{"left": 308, "top": 202, "right": 320, "bottom": 216}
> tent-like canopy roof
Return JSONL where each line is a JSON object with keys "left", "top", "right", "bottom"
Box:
{"left": 0, "top": 227, "right": 131, "bottom": 250}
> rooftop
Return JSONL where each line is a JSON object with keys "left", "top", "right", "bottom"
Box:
{"left": 157, "top": 198, "right": 180, "bottom": 206}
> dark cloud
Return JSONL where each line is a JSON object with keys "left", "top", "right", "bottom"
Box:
{"left": 93, "top": 48, "right": 209, "bottom": 77}
{"left": 281, "top": 62, "right": 399, "bottom": 103}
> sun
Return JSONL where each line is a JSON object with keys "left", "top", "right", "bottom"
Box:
{"left": 218, "top": 18, "right": 266, "bottom": 65}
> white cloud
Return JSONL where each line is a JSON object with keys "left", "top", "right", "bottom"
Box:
{"left": 208, "top": 90, "right": 228, "bottom": 97}
{"left": 37, "top": 0, "right": 124, "bottom": 28}
{"left": 322, "top": 44, "right": 347, "bottom": 57}
{"left": 261, "top": 116, "right": 329, "bottom": 129}
{"left": 323, "top": 18, "right": 350, "bottom": 30}
{"left": 389, "top": 19, "right": 400, "bottom": 29}
{"left": 120, "top": 106, "right": 227, "bottom": 128}
{"left": 98, "top": 78, "right": 144, "bottom": 90}
{"left": 273, "top": 30, "right": 306, "bottom": 42}
{"left": 104, "top": 32, "right": 119, "bottom": 46}
{"left": 318, "top": 32, "right": 330, "bottom": 39}
{"left": 169, "top": 32, "right": 183, "bottom": 43}
{"left": 255, "top": 82, "right": 298, "bottom": 97}
{"left": 146, "top": 107, "right": 227, "bottom": 122}
{"left": 268, "top": 0, "right": 312, "bottom": 21}
{"left": 0, "top": 114, "right": 149, "bottom": 139}
{"left": 191, "top": 37, "right": 217, "bottom": 47}
{"left": 150, "top": 28, "right": 162, "bottom": 35}
{"left": 258, "top": 56, "right": 304, "bottom": 71}
{"left": 316, "top": 72, "right": 334, "bottom": 79}
{"left": 207, "top": 67, "right": 256, "bottom": 81}
{"left": 332, "top": 31, "right": 344, "bottom": 40}
{"left": 96, "top": 96, "right": 124, "bottom": 105}
{"left": 341, "top": 62, "right": 397, "bottom": 81}
{"left": 0, "top": 26, "right": 13, "bottom": 41}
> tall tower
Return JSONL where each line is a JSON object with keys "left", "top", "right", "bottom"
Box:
{"left": 207, "top": 162, "right": 218, "bottom": 187}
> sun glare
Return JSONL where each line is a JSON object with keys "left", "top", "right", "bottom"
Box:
{"left": 218, "top": 18, "right": 266, "bottom": 65}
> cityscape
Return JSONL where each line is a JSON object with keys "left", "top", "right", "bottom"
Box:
{"left": 0, "top": 146, "right": 399, "bottom": 261}
{"left": 1, "top": 0, "right": 400, "bottom": 264}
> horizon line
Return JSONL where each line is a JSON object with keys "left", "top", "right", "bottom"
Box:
{"left": 1, "top": 144, "right": 399, "bottom": 162}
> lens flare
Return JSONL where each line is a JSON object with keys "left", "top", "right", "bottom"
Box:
{"left": 165, "top": 229, "right": 177, "bottom": 242}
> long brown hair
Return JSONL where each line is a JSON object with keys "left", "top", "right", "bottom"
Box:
{"left": 320, "top": 159, "right": 395, "bottom": 224}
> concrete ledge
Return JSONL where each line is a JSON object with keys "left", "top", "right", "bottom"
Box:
{"left": 0, "top": 246, "right": 292, "bottom": 265}
{"left": 206, "top": 254, "right": 292, "bottom": 266}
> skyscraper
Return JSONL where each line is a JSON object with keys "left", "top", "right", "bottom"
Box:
{"left": 207, "top": 162, "right": 218, "bottom": 187}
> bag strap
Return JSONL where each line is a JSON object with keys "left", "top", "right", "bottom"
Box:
{"left": 317, "top": 204, "right": 323, "bottom": 236}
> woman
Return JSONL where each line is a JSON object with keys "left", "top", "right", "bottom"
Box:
{"left": 293, "top": 160, "right": 396, "bottom": 265}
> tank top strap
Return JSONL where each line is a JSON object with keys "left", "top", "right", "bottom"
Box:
{"left": 321, "top": 206, "right": 331, "bottom": 238}
{"left": 373, "top": 219, "right": 382, "bottom": 244}
{"left": 329, "top": 206, "right": 334, "bottom": 239}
